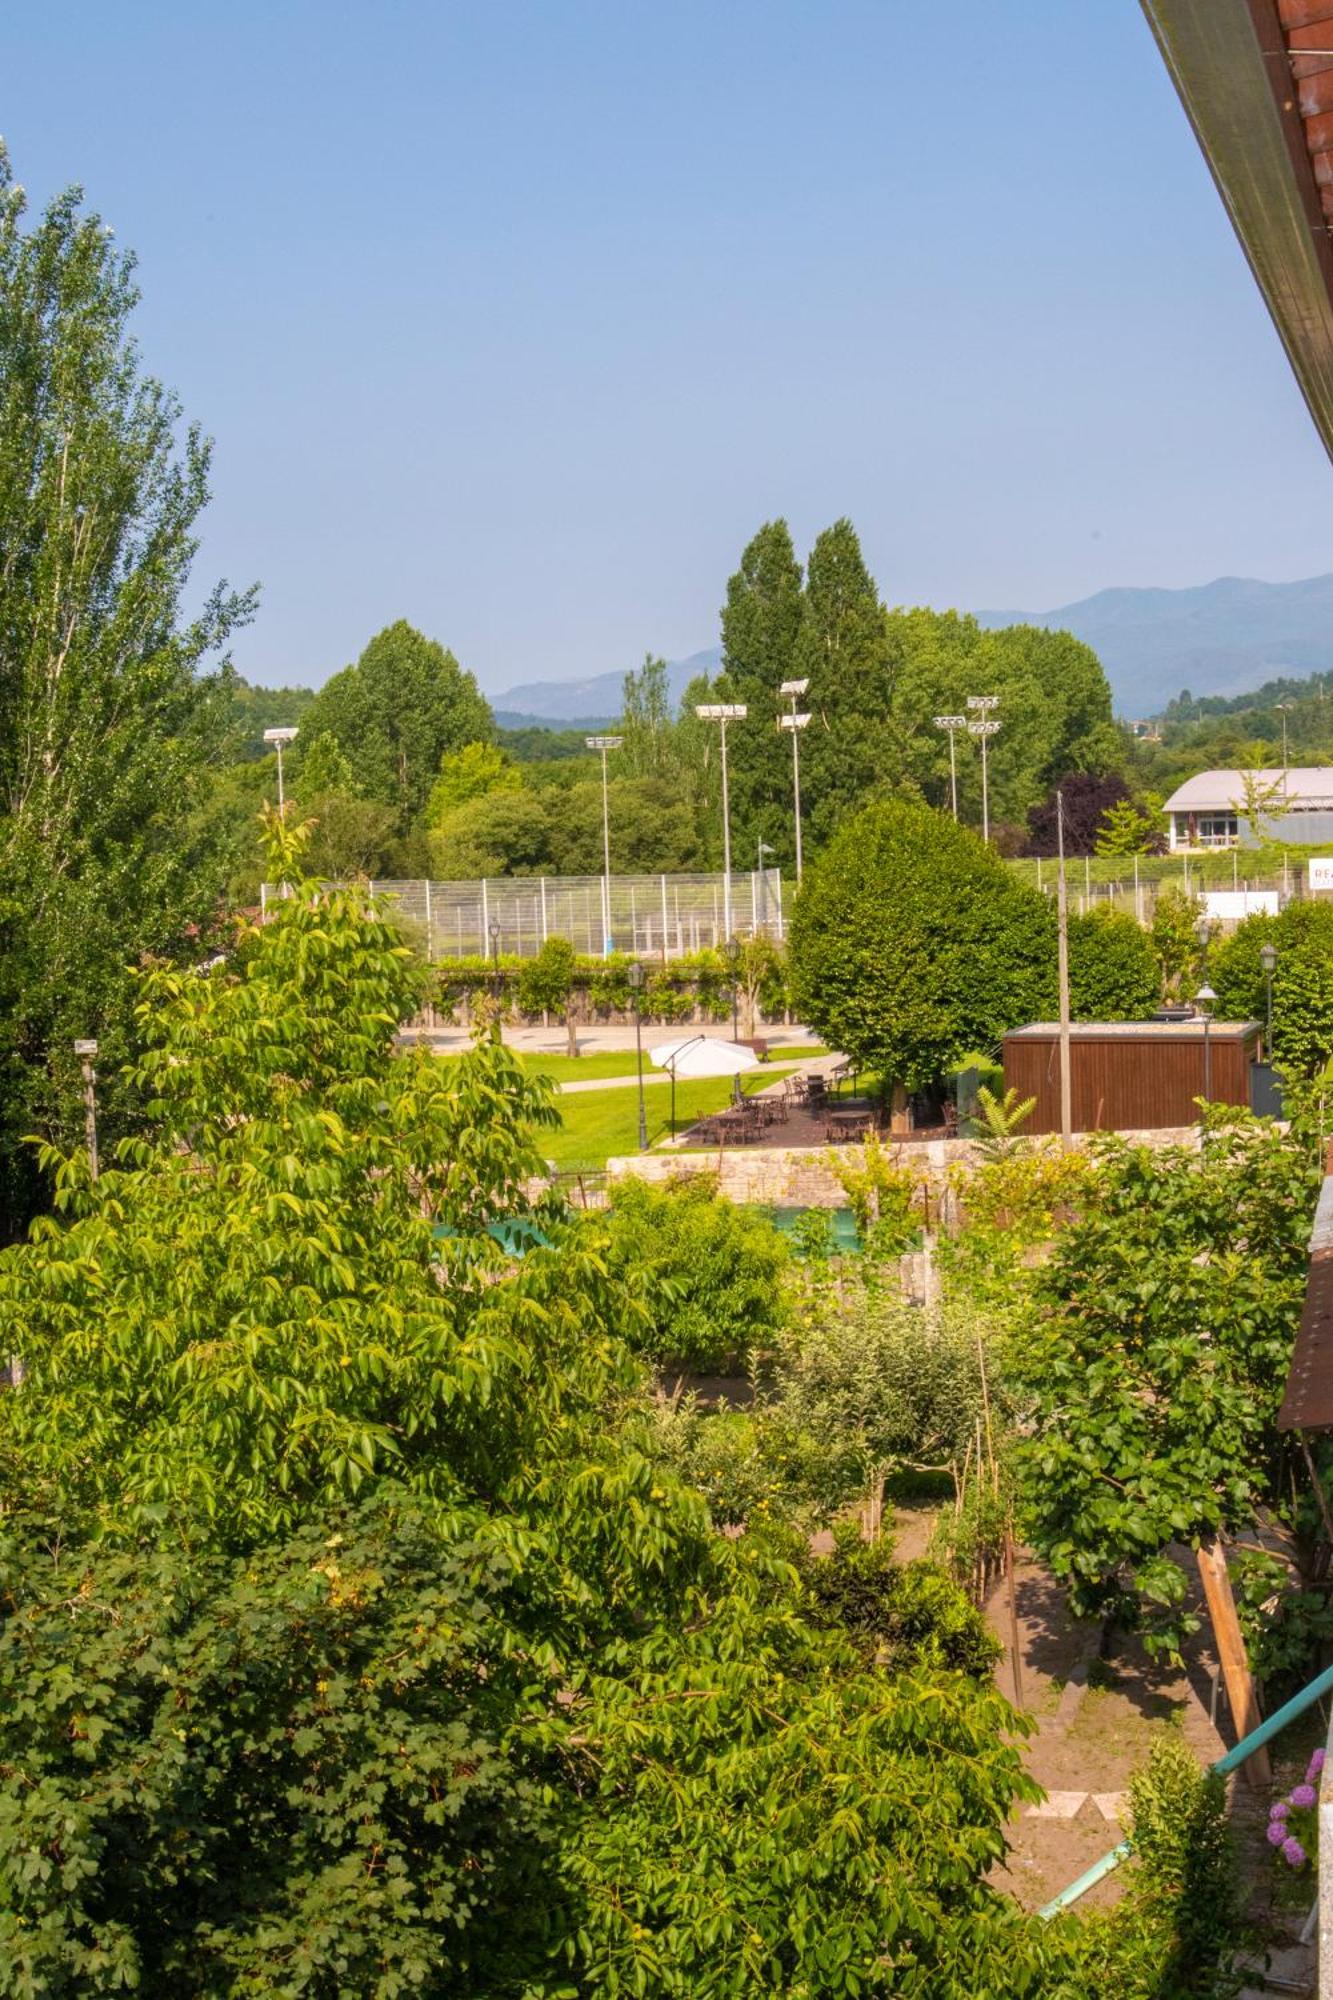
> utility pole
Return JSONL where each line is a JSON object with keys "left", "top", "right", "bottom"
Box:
{"left": 695, "top": 704, "right": 747, "bottom": 941}
{"left": 74, "top": 1039, "right": 99, "bottom": 1182}
{"left": 779, "top": 680, "right": 811, "bottom": 882}
{"left": 1056, "top": 795, "right": 1072, "bottom": 1149}
{"left": 585, "top": 734, "right": 622, "bottom": 955}
{"left": 934, "top": 714, "right": 966, "bottom": 820}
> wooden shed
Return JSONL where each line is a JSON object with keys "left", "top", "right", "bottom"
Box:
{"left": 1002, "top": 1020, "right": 1262, "bottom": 1136}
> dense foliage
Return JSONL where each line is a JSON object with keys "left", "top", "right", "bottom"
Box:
{"left": 600, "top": 1175, "right": 790, "bottom": 1373}
{"left": 1067, "top": 906, "right": 1162, "bottom": 1021}
{"left": 1017, "top": 1115, "right": 1317, "bottom": 1658}
{"left": 0, "top": 825, "right": 1087, "bottom": 1996}
{"left": 0, "top": 150, "right": 253, "bottom": 1238}
{"left": 299, "top": 620, "right": 494, "bottom": 856}
{"left": 1211, "top": 899, "right": 1333, "bottom": 1076}
{"left": 789, "top": 799, "right": 1055, "bottom": 1089}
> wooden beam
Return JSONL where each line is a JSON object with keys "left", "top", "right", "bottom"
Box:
{"left": 1197, "top": 1539, "right": 1272, "bottom": 1787}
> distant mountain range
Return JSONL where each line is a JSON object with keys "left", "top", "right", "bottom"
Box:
{"left": 490, "top": 576, "right": 1333, "bottom": 730}
{"left": 492, "top": 648, "right": 721, "bottom": 730}
{"left": 975, "top": 574, "right": 1333, "bottom": 718}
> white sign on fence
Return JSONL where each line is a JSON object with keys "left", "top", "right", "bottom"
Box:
{"left": 1203, "top": 890, "right": 1280, "bottom": 922}
{"left": 1308, "top": 858, "right": 1333, "bottom": 892}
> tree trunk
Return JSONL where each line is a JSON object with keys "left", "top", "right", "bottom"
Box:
{"left": 889, "top": 1081, "right": 910, "bottom": 1134}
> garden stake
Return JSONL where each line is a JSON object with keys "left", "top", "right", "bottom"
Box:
{"left": 1004, "top": 1513, "right": 1024, "bottom": 1708}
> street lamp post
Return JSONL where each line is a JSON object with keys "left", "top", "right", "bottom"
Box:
{"left": 1195, "top": 983, "right": 1217, "bottom": 1106}
{"left": 585, "top": 734, "right": 623, "bottom": 956}
{"left": 778, "top": 680, "right": 811, "bottom": 883}
{"left": 933, "top": 715, "right": 966, "bottom": 820}
{"left": 1260, "top": 941, "right": 1278, "bottom": 1057}
{"left": 73, "top": 1038, "right": 99, "bottom": 1182}
{"left": 262, "top": 726, "right": 299, "bottom": 811}
{"left": 1275, "top": 702, "right": 1293, "bottom": 773}
{"left": 488, "top": 919, "right": 502, "bottom": 1043}
{"left": 695, "top": 704, "right": 748, "bottom": 941}
{"left": 966, "top": 697, "right": 1001, "bottom": 842}
{"left": 627, "top": 961, "right": 648, "bottom": 1151}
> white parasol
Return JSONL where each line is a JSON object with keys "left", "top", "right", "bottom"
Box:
{"left": 650, "top": 1035, "right": 760, "bottom": 1079}
{"left": 650, "top": 1035, "right": 761, "bottom": 1130}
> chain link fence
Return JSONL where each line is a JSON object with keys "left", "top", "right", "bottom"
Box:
{"left": 263, "top": 870, "right": 786, "bottom": 960}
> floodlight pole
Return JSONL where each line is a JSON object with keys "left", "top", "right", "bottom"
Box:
{"left": 779, "top": 680, "right": 811, "bottom": 883}
{"left": 966, "top": 697, "right": 1001, "bottom": 844}
{"left": 1056, "top": 794, "right": 1072, "bottom": 1148}
{"left": 695, "top": 704, "right": 748, "bottom": 941}
{"left": 262, "top": 726, "right": 299, "bottom": 813}
{"left": 586, "top": 734, "right": 623, "bottom": 956}
{"left": 933, "top": 715, "right": 966, "bottom": 821}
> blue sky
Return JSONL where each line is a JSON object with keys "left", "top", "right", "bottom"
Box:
{"left": 7, "top": 0, "right": 1333, "bottom": 693}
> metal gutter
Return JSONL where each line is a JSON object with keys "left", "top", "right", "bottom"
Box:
{"left": 1141, "top": 0, "right": 1333, "bottom": 460}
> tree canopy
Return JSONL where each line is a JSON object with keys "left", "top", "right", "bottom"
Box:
{"left": 0, "top": 149, "right": 254, "bottom": 1239}
{"left": 0, "top": 819, "right": 1078, "bottom": 1993}
{"left": 789, "top": 799, "right": 1056, "bottom": 1088}
{"left": 300, "top": 620, "right": 493, "bottom": 836}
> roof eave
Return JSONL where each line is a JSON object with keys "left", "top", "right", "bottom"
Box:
{"left": 1142, "top": 0, "right": 1333, "bottom": 463}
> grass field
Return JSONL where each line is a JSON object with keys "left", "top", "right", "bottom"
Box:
{"left": 520, "top": 1049, "right": 643, "bottom": 1082}
{"left": 541, "top": 1073, "right": 778, "bottom": 1170}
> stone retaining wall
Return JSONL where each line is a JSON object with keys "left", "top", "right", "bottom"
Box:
{"left": 604, "top": 1126, "right": 1202, "bottom": 1207}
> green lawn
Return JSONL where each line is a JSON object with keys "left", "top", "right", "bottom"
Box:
{"left": 541, "top": 1073, "right": 777, "bottom": 1170}
{"left": 520, "top": 1049, "right": 643, "bottom": 1082}
{"left": 522, "top": 1045, "right": 827, "bottom": 1084}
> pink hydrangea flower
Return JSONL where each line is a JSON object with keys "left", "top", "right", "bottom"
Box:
{"left": 1308, "top": 1748, "right": 1326, "bottom": 1782}
{"left": 1290, "top": 1784, "right": 1317, "bottom": 1809}
{"left": 1270, "top": 1801, "right": 1289, "bottom": 1819}
{"left": 1283, "top": 1836, "right": 1307, "bottom": 1869}
{"left": 1267, "top": 1819, "right": 1288, "bottom": 1846}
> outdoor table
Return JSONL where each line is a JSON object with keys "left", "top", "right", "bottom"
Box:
{"left": 826, "top": 1110, "right": 873, "bottom": 1143}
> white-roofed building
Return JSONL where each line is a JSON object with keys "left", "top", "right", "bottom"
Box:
{"left": 1162, "top": 769, "right": 1333, "bottom": 851}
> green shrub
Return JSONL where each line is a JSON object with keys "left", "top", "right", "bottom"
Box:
{"left": 800, "top": 1524, "right": 1001, "bottom": 1679}
{"left": 602, "top": 1174, "right": 790, "bottom": 1373}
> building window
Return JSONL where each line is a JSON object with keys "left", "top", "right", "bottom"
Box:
{"left": 1197, "top": 815, "right": 1238, "bottom": 848}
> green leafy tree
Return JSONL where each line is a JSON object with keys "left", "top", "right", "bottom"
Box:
{"left": 1068, "top": 906, "right": 1161, "bottom": 1020}
{"left": 789, "top": 799, "right": 1055, "bottom": 1103}
{"left": 1095, "top": 796, "right": 1158, "bottom": 857}
{"left": 1212, "top": 900, "right": 1333, "bottom": 1077}
{"left": 619, "top": 652, "right": 676, "bottom": 779}
{"left": 427, "top": 740, "right": 521, "bottom": 822}
{"left": 1150, "top": 884, "right": 1206, "bottom": 1000}
{"left": 601, "top": 1174, "right": 790, "bottom": 1373}
{"left": 1017, "top": 1117, "right": 1316, "bottom": 1659}
{"left": 890, "top": 619, "right": 1119, "bottom": 838}
{"left": 301, "top": 620, "right": 493, "bottom": 834}
{"left": 516, "top": 933, "right": 579, "bottom": 1054}
{"left": 717, "top": 520, "right": 806, "bottom": 863}
{"left": 428, "top": 787, "right": 554, "bottom": 876}
{"left": 0, "top": 821, "right": 1071, "bottom": 1992}
{"left": 792, "top": 519, "right": 894, "bottom": 844}
{"left": 0, "top": 150, "right": 255, "bottom": 1238}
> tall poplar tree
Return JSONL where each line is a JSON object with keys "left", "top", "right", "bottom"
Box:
{"left": 0, "top": 150, "right": 254, "bottom": 1236}
{"left": 793, "top": 519, "right": 895, "bottom": 842}
{"left": 717, "top": 520, "right": 805, "bottom": 866}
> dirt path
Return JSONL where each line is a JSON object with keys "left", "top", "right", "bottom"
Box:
{"left": 891, "top": 1500, "right": 1321, "bottom": 1985}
